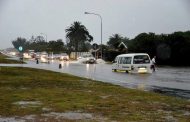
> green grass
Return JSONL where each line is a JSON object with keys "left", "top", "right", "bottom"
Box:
{"left": 0, "top": 66, "right": 190, "bottom": 121}
{"left": 0, "top": 53, "right": 23, "bottom": 64}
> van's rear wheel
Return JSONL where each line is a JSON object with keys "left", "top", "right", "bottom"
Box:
{"left": 126, "top": 70, "right": 129, "bottom": 73}
{"left": 113, "top": 69, "right": 117, "bottom": 72}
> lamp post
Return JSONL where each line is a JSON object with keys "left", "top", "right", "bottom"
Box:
{"left": 84, "top": 12, "right": 103, "bottom": 59}
{"left": 40, "top": 33, "right": 47, "bottom": 42}
{"left": 40, "top": 33, "right": 49, "bottom": 61}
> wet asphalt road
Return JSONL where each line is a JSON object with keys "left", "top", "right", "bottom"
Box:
{"left": 1, "top": 60, "right": 190, "bottom": 99}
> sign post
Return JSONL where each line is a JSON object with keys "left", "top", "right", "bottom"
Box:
{"left": 18, "top": 46, "right": 23, "bottom": 63}
{"left": 92, "top": 43, "right": 99, "bottom": 59}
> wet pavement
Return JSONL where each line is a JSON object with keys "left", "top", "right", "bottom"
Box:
{"left": 1, "top": 60, "right": 190, "bottom": 99}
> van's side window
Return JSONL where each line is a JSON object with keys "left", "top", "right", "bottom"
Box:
{"left": 118, "top": 57, "right": 132, "bottom": 64}
{"left": 133, "top": 55, "right": 150, "bottom": 64}
{"left": 123, "top": 57, "right": 132, "bottom": 64}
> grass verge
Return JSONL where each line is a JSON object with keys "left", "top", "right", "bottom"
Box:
{"left": 0, "top": 53, "right": 23, "bottom": 64}
{"left": 0, "top": 66, "right": 190, "bottom": 121}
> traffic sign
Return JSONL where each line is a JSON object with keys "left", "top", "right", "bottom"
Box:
{"left": 92, "top": 43, "right": 99, "bottom": 50}
{"left": 18, "top": 46, "right": 23, "bottom": 52}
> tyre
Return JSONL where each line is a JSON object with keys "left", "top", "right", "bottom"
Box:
{"left": 113, "top": 69, "right": 117, "bottom": 72}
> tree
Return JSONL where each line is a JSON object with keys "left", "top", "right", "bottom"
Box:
{"left": 107, "top": 34, "right": 123, "bottom": 49}
{"left": 12, "top": 37, "right": 29, "bottom": 51}
{"left": 28, "top": 36, "right": 48, "bottom": 52}
{"left": 128, "top": 32, "right": 157, "bottom": 57}
{"left": 65, "top": 21, "right": 93, "bottom": 58}
{"left": 48, "top": 39, "right": 65, "bottom": 53}
{"left": 107, "top": 34, "right": 129, "bottom": 50}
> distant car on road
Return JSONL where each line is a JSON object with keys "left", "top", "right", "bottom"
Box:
{"left": 40, "top": 52, "right": 48, "bottom": 63}
{"left": 78, "top": 54, "right": 96, "bottom": 64}
{"left": 60, "top": 53, "right": 69, "bottom": 61}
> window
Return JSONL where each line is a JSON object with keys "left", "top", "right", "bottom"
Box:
{"left": 118, "top": 57, "right": 122, "bottom": 64}
{"left": 133, "top": 55, "right": 150, "bottom": 64}
{"left": 113, "top": 57, "right": 118, "bottom": 63}
{"left": 118, "top": 57, "right": 132, "bottom": 64}
{"left": 123, "top": 57, "right": 132, "bottom": 64}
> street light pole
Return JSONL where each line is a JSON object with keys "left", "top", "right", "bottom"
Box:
{"left": 40, "top": 33, "right": 49, "bottom": 60}
{"left": 85, "top": 12, "right": 103, "bottom": 59}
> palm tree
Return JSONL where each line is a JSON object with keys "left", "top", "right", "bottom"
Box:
{"left": 65, "top": 21, "right": 93, "bottom": 59}
{"left": 107, "top": 34, "right": 123, "bottom": 49}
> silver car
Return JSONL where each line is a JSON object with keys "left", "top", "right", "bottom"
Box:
{"left": 78, "top": 54, "right": 96, "bottom": 64}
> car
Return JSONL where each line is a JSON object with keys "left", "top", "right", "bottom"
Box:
{"left": 60, "top": 53, "right": 69, "bottom": 61}
{"left": 40, "top": 52, "right": 48, "bottom": 63}
{"left": 78, "top": 54, "right": 96, "bottom": 64}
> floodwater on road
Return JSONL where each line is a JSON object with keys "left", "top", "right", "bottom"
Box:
{"left": 1, "top": 60, "right": 190, "bottom": 99}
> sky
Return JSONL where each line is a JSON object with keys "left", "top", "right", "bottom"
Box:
{"left": 0, "top": 0, "right": 190, "bottom": 49}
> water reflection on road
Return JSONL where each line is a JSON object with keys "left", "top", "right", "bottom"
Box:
{"left": 1, "top": 60, "right": 190, "bottom": 99}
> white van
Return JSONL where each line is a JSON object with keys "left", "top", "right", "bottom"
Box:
{"left": 112, "top": 53, "right": 152, "bottom": 73}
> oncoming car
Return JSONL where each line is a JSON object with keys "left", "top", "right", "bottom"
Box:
{"left": 78, "top": 54, "right": 96, "bottom": 64}
{"left": 112, "top": 53, "right": 152, "bottom": 73}
{"left": 60, "top": 53, "right": 69, "bottom": 61}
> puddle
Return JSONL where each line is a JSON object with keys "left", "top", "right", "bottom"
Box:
{"left": 164, "top": 115, "right": 178, "bottom": 122}
{"left": 21, "top": 115, "right": 36, "bottom": 121}
{"left": 150, "top": 86, "right": 190, "bottom": 99}
{"left": 42, "top": 107, "right": 51, "bottom": 112}
{"left": 100, "top": 95, "right": 111, "bottom": 99}
{"left": 42, "top": 112, "right": 93, "bottom": 120}
{"left": 183, "top": 111, "right": 190, "bottom": 116}
{"left": 13, "top": 101, "right": 42, "bottom": 108}
{"left": 42, "top": 112, "right": 108, "bottom": 121}
{"left": 20, "top": 87, "right": 29, "bottom": 90}
{"left": 0, "top": 115, "right": 36, "bottom": 122}
{"left": 0, "top": 113, "right": 108, "bottom": 122}
{"left": 0, "top": 116, "right": 25, "bottom": 122}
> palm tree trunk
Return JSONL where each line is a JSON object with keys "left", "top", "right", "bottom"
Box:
{"left": 75, "top": 40, "right": 78, "bottom": 59}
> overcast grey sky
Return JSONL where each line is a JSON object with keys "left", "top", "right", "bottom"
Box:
{"left": 0, "top": 0, "right": 190, "bottom": 49}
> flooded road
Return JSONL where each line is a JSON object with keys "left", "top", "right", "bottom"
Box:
{"left": 1, "top": 60, "right": 190, "bottom": 99}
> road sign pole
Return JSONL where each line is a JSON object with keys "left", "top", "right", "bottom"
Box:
{"left": 18, "top": 46, "right": 23, "bottom": 63}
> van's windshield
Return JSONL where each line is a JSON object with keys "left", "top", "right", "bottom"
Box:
{"left": 133, "top": 55, "right": 150, "bottom": 64}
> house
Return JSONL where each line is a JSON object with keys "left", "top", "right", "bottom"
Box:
{"left": 5, "top": 48, "right": 19, "bottom": 56}
{"left": 117, "top": 42, "right": 128, "bottom": 53}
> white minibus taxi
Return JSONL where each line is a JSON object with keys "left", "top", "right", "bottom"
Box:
{"left": 112, "top": 53, "right": 152, "bottom": 73}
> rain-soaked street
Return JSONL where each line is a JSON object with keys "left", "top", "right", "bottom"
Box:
{"left": 1, "top": 60, "right": 190, "bottom": 99}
